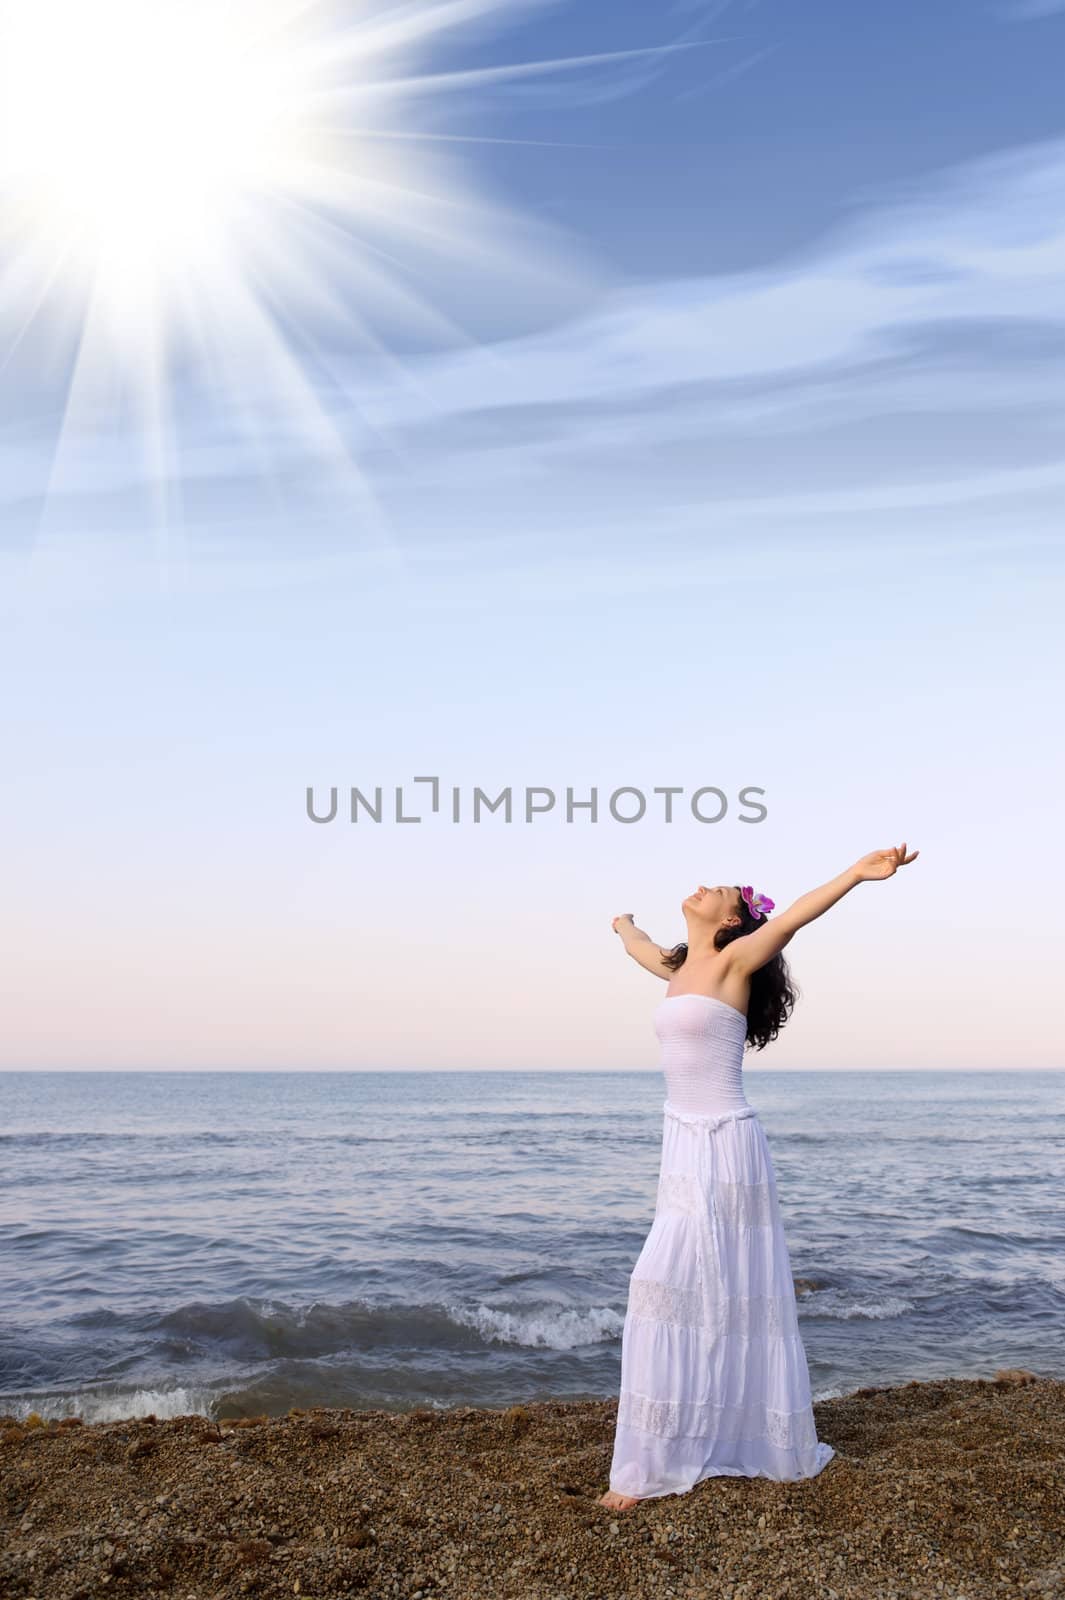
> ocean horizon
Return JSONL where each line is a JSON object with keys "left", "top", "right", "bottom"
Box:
{"left": 5, "top": 1067, "right": 1062, "bottom": 1073}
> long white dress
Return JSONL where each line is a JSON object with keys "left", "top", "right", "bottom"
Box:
{"left": 608, "top": 992, "right": 835, "bottom": 1498}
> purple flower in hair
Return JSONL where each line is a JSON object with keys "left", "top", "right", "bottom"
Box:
{"left": 740, "top": 885, "right": 775, "bottom": 920}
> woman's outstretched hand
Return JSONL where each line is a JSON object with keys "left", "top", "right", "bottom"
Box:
{"left": 853, "top": 842, "right": 919, "bottom": 881}
{"left": 612, "top": 913, "right": 635, "bottom": 933}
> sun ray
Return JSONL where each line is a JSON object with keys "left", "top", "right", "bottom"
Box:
{"left": 0, "top": 0, "right": 667, "bottom": 573}
{"left": 313, "top": 38, "right": 730, "bottom": 104}
{"left": 333, "top": 129, "right": 615, "bottom": 149}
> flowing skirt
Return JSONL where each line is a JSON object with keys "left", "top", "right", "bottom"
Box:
{"left": 608, "top": 1100, "right": 835, "bottom": 1499}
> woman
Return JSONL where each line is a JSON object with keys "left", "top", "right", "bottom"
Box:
{"left": 598, "top": 843, "right": 919, "bottom": 1510}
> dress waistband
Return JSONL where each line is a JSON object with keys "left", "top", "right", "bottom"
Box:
{"left": 663, "top": 1100, "right": 757, "bottom": 1132}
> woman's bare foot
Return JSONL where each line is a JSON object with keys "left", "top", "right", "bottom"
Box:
{"left": 596, "top": 1489, "right": 641, "bottom": 1510}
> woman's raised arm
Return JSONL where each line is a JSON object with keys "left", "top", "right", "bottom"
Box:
{"left": 611, "top": 913, "right": 675, "bottom": 980}
{"left": 728, "top": 843, "right": 919, "bottom": 975}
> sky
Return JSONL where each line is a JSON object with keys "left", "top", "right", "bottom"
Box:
{"left": 1, "top": 0, "right": 1063, "bottom": 1071}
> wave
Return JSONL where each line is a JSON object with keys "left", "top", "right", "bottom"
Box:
{"left": 144, "top": 1294, "right": 462, "bottom": 1358}
{"left": 136, "top": 1293, "right": 625, "bottom": 1358}
{"left": 446, "top": 1300, "right": 624, "bottom": 1351}
{"left": 2, "top": 1383, "right": 220, "bottom": 1425}
{"left": 0, "top": 1131, "right": 248, "bottom": 1147}
{"left": 0, "top": 1293, "right": 628, "bottom": 1421}
{"left": 798, "top": 1287, "right": 915, "bottom": 1321}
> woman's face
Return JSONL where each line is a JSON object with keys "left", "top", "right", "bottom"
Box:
{"left": 682, "top": 884, "right": 742, "bottom": 926}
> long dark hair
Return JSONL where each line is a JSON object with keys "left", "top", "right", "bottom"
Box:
{"left": 661, "top": 884, "right": 798, "bottom": 1051}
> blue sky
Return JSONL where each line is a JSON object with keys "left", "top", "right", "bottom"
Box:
{"left": 1, "top": 0, "right": 1062, "bottom": 1070}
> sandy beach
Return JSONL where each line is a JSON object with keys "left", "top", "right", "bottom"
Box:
{"left": 1, "top": 1368, "right": 1061, "bottom": 1599}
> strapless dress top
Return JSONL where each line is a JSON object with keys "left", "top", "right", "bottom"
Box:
{"left": 655, "top": 992, "right": 751, "bottom": 1116}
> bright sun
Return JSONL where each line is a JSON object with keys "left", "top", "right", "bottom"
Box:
{"left": 0, "top": 0, "right": 591, "bottom": 541}
{"left": 9, "top": 3, "right": 281, "bottom": 256}
{"left": 3, "top": 2, "right": 323, "bottom": 297}
{"left": 0, "top": 0, "right": 677, "bottom": 554}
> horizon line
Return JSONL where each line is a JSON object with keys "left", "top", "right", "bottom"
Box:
{"left": 1, "top": 1065, "right": 1061, "bottom": 1076}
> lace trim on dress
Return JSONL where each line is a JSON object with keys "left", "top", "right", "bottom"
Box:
{"left": 656, "top": 1170, "right": 776, "bottom": 1228}
{"left": 627, "top": 1280, "right": 799, "bottom": 1338}
{"left": 656, "top": 1172, "right": 699, "bottom": 1215}
{"left": 628, "top": 1276, "right": 705, "bottom": 1328}
{"left": 616, "top": 1387, "right": 820, "bottom": 1452}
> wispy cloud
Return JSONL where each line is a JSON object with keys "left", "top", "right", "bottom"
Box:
{"left": 346, "top": 139, "right": 1065, "bottom": 428}
{"left": 992, "top": 0, "right": 1065, "bottom": 19}
{"left": 672, "top": 39, "right": 781, "bottom": 102}
{"left": 5, "top": 135, "right": 1065, "bottom": 589}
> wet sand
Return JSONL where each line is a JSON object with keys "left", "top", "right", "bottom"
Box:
{"left": 2, "top": 1368, "right": 1062, "bottom": 1599}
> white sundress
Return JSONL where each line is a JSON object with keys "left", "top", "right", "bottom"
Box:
{"left": 607, "top": 992, "right": 836, "bottom": 1498}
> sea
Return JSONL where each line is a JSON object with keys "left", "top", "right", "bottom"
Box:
{"left": 1, "top": 1069, "right": 1062, "bottom": 1426}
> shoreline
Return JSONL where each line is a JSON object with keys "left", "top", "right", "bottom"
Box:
{"left": 2, "top": 1369, "right": 1062, "bottom": 1599}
